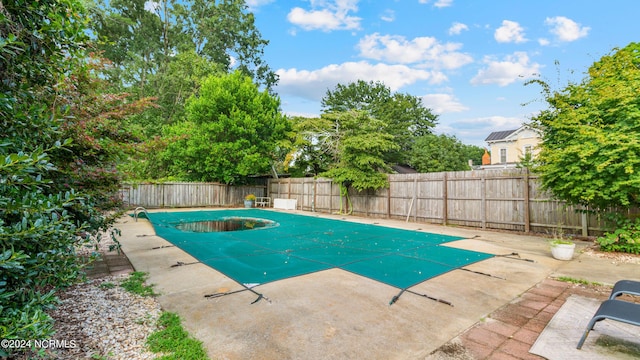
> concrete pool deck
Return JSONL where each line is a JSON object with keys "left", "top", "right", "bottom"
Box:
{"left": 115, "top": 208, "right": 639, "bottom": 359}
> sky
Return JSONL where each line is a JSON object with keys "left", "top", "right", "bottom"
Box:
{"left": 244, "top": 0, "right": 640, "bottom": 147}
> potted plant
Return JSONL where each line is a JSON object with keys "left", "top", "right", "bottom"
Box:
{"left": 550, "top": 238, "right": 576, "bottom": 260}
{"left": 244, "top": 194, "right": 256, "bottom": 208}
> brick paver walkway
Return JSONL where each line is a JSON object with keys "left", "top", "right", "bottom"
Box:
{"left": 460, "top": 279, "right": 611, "bottom": 359}
{"left": 83, "top": 251, "right": 135, "bottom": 278}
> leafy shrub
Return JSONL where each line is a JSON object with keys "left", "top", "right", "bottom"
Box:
{"left": 597, "top": 218, "right": 640, "bottom": 254}
{"left": 0, "top": 143, "right": 95, "bottom": 343}
{"left": 0, "top": 0, "right": 144, "bottom": 352}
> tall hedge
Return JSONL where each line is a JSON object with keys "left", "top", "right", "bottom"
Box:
{"left": 0, "top": 0, "right": 122, "bottom": 349}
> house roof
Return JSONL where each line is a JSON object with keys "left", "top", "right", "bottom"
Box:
{"left": 485, "top": 129, "right": 517, "bottom": 141}
{"left": 390, "top": 164, "right": 418, "bottom": 174}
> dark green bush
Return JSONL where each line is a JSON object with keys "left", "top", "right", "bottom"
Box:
{"left": 1, "top": 0, "right": 110, "bottom": 354}
{"left": 0, "top": 142, "right": 98, "bottom": 345}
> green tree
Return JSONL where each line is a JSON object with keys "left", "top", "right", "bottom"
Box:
{"left": 90, "top": 0, "right": 276, "bottom": 121}
{"left": 316, "top": 111, "right": 398, "bottom": 213}
{"left": 462, "top": 144, "right": 486, "bottom": 168}
{"left": 90, "top": 0, "right": 166, "bottom": 94}
{"left": 284, "top": 116, "right": 335, "bottom": 176}
{"left": 409, "top": 134, "right": 482, "bottom": 172}
{"left": 529, "top": 43, "right": 640, "bottom": 253}
{"left": 50, "top": 56, "right": 153, "bottom": 211}
{"left": 530, "top": 43, "right": 640, "bottom": 210}
{"left": 322, "top": 80, "right": 437, "bottom": 164}
{"left": 183, "top": 0, "right": 276, "bottom": 88}
{"left": 125, "top": 50, "right": 223, "bottom": 138}
{"left": 162, "top": 71, "right": 290, "bottom": 184}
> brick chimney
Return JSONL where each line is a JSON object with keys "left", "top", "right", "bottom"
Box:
{"left": 482, "top": 148, "right": 491, "bottom": 165}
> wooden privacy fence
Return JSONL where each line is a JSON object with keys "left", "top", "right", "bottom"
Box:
{"left": 120, "top": 182, "right": 267, "bottom": 208}
{"left": 268, "top": 168, "right": 617, "bottom": 237}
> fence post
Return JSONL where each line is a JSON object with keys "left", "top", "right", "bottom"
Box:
{"left": 329, "top": 180, "right": 333, "bottom": 214}
{"left": 313, "top": 178, "right": 317, "bottom": 212}
{"left": 524, "top": 168, "right": 531, "bottom": 233}
{"left": 481, "top": 173, "right": 486, "bottom": 229}
{"left": 387, "top": 176, "right": 391, "bottom": 219}
{"left": 301, "top": 178, "right": 306, "bottom": 210}
{"left": 442, "top": 173, "right": 448, "bottom": 225}
{"left": 413, "top": 177, "right": 418, "bottom": 222}
{"left": 276, "top": 179, "right": 282, "bottom": 199}
{"left": 581, "top": 208, "right": 589, "bottom": 237}
{"left": 365, "top": 189, "right": 369, "bottom": 217}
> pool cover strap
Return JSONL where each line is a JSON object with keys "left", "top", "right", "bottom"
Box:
{"left": 204, "top": 285, "right": 270, "bottom": 304}
{"left": 170, "top": 260, "right": 200, "bottom": 267}
{"left": 497, "top": 252, "right": 535, "bottom": 262}
{"left": 459, "top": 267, "right": 506, "bottom": 280}
{"left": 389, "top": 288, "right": 453, "bottom": 307}
{"left": 151, "top": 245, "right": 175, "bottom": 250}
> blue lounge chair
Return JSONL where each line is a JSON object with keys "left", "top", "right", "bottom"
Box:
{"left": 577, "top": 299, "right": 640, "bottom": 349}
{"left": 609, "top": 279, "right": 640, "bottom": 299}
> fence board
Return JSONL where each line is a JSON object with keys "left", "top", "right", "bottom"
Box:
{"left": 121, "top": 182, "right": 266, "bottom": 208}
{"left": 123, "top": 170, "right": 634, "bottom": 237}
{"left": 267, "top": 169, "right": 634, "bottom": 237}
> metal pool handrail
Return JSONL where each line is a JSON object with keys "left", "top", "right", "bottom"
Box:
{"left": 133, "top": 207, "right": 149, "bottom": 222}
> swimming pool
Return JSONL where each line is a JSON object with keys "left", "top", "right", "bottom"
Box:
{"left": 141, "top": 209, "right": 493, "bottom": 290}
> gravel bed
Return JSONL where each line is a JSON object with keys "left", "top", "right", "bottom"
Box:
{"left": 11, "top": 275, "right": 162, "bottom": 360}
{"left": 49, "top": 275, "right": 162, "bottom": 360}
{"left": 10, "top": 230, "right": 163, "bottom": 360}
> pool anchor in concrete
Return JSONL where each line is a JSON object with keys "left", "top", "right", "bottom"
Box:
{"left": 170, "top": 261, "right": 201, "bottom": 267}
{"left": 204, "top": 286, "right": 271, "bottom": 304}
{"left": 389, "top": 288, "right": 453, "bottom": 307}
{"left": 496, "top": 252, "right": 536, "bottom": 262}
{"left": 151, "top": 245, "right": 175, "bottom": 250}
{"left": 459, "top": 267, "right": 506, "bottom": 280}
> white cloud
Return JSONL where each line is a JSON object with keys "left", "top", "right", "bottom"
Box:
{"left": 448, "top": 22, "right": 468, "bottom": 35}
{"left": 545, "top": 16, "right": 590, "bottom": 42}
{"left": 381, "top": 9, "right": 395, "bottom": 22}
{"left": 419, "top": 0, "right": 454, "bottom": 8}
{"left": 458, "top": 116, "right": 524, "bottom": 132}
{"left": 437, "top": 115, "right": 524, "bottom": 145}
{"left": 421, "top": 94, "right": 468, "bottom": 114}
{"left": 538, "top": 38, "right": 550, "bottom": 46}
{"left": 144, "top": 1, "right": 159, "bottom": 13}
{"left": 357, "top": 33, "right": 473, "bottom": 69}
{"left": 245, "top": 0, "right": 275, "bottom": 11}
{"left": 434, "top": 0, "right": 454, "bottom": 8}
{"left": 494, "top": 20, "right": 527, "bottom": 43}
{"left": 282, "top": 110, "right": 321, "bottom": 119}
{"left": 470, "top": 52, "right": 541, "bottom": 86}
{"left": 287, "top": 0, "right": 361, "bottom": 32}
{"left": 275, "top": 61, "right": 446, "bottom": 102}
{"left": 482, "top": 116, "right": 524, "bottom": 129}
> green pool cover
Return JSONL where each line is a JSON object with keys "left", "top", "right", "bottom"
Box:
{"left": 141, "top": 209, "right": 493, "bottom": 290}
